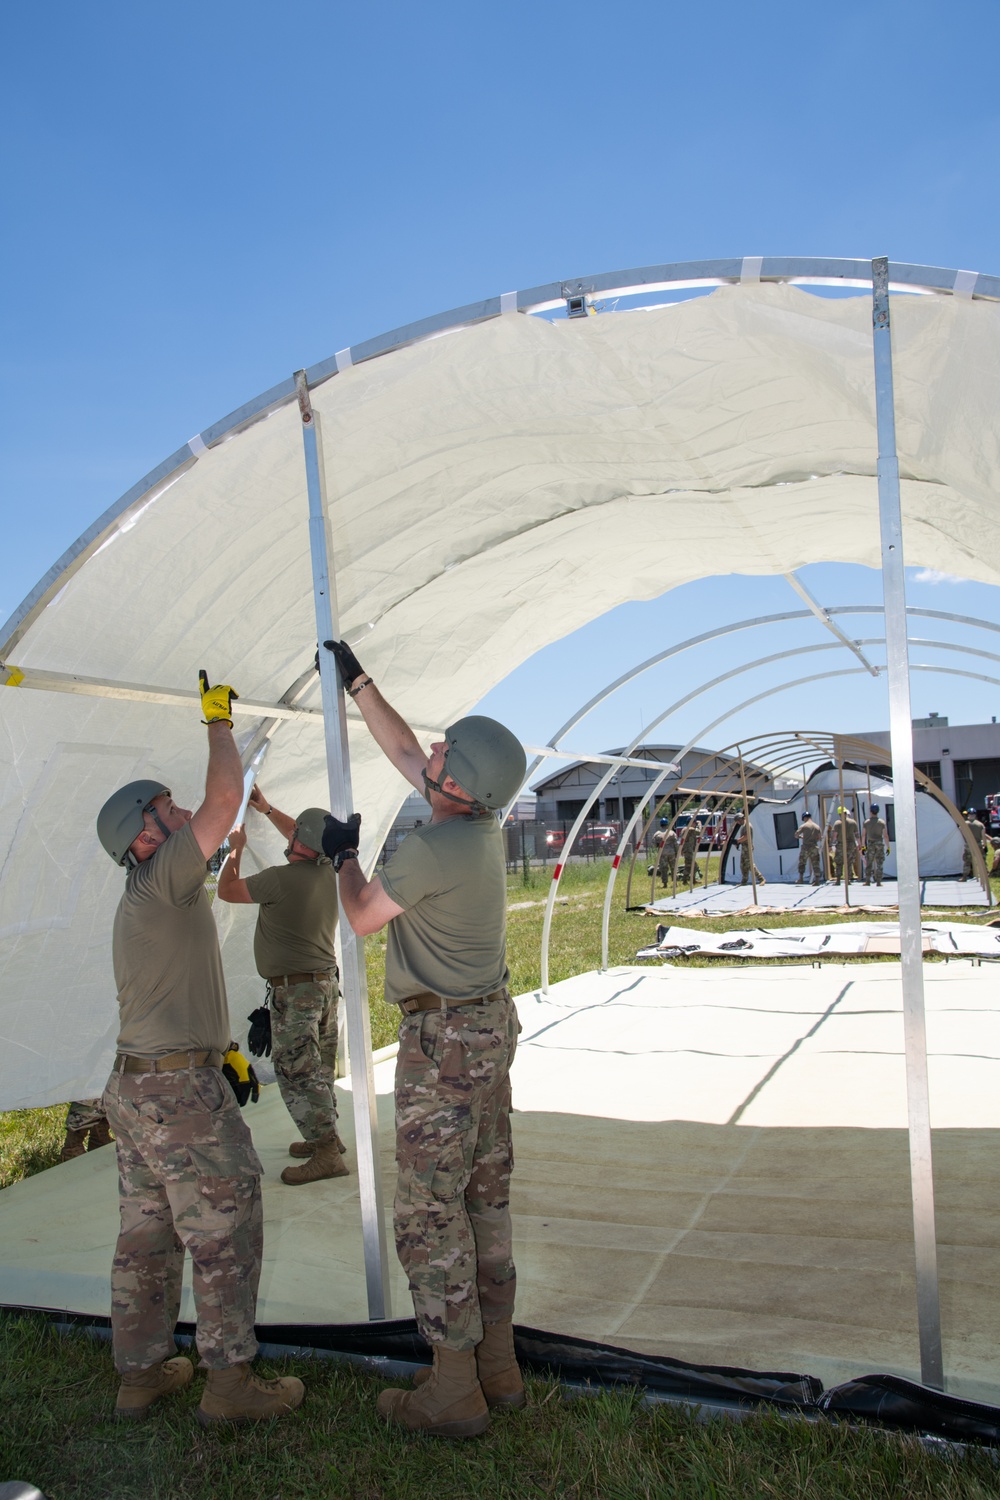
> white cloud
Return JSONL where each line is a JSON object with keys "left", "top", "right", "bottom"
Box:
{"left": 911, "top": 567, "right": 966, "bottom": 585}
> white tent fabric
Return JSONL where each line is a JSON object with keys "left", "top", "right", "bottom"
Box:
{"left": 2, "top": 282, "right": 1000, "bottom": 1107}
{"left": 738, "top": 770, "right": 964, "bottom": 882}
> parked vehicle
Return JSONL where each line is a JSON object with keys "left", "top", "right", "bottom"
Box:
{"left": 545, "top": 828, "right": 566, "bottom": 853}
{"left": 573, "top": 824, "right": 619, "bottom": 853}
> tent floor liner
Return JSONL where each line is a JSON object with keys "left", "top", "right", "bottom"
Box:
{"left": 643, "top": 878, "right": 990, "bottom": 916}
{"left": 2, "top": 965, "right": 998, "bottom": 1404}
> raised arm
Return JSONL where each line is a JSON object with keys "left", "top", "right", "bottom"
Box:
{"left": 248, "top": 782, "right": 296, "bottom": 842}
{"left": 190, "top": 673, "right": 244, "bottom": 861}
{"left": 324, "top": 640, "right": 429, "bottom": 794}
{"left": 217, "top": 824, "right": 254, "bottom": 904}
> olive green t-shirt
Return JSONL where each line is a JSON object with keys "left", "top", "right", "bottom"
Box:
{"left": 797, "top": 821, "right": 821, "bottom": 848}
{"left": 377, "top": 815, "right": 508, "bottom": 1007}
{"left": 112, "top": 821, "right": 230, "bottom": 1058}
{"left": 863, "top": 816, "right": 888, "bottom": 848}
{"left": 244, "top": 858, "right": 339, "bottom": 978}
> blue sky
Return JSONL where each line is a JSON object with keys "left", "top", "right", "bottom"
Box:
{"left": 3, "top": 1, "right": 1000, "bottom": 757}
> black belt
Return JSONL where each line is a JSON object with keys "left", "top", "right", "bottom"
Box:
{"left": 399, "top": 988, "right": 509, "bottom": 1015}
{"left": 115, "top": 1049, "right": 224, "bottom": 1074}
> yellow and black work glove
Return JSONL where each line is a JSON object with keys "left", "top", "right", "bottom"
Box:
{"left": 322, "top": 639, "right": 365, "bottom": 693}
{"left": 199, "top": 669, "right": 239, "bottom": 726}
{"left": 223, "top": 1046, "right": 260, "bottom": 1107}
{"left": 246, "top": 1005, "right": 272, "bottom": 1058}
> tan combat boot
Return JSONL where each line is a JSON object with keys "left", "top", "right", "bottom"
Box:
{"left": 412, "top": 1318, "right": 526, "bottom": 1409}
{"left": 377, "top": 1345, "right": 489, "bottom": 1437}
{"left": 281, "top": 1132, "right": 349, "bottom": 1185}
{"left": 288, "top": 1131, "right": 346, "bottom": 1159}
{"left": 59, "top": 1129, "right": 88, "bottom": 1162}
{"left": 88, "top": 1118, "right": 114, "bottom": 1149}
{"left": 195, "top": 1363, "right": 305, "bottom": 1425}
{"left": 115, "top": 1356, "right": 193, "bottom": 1419}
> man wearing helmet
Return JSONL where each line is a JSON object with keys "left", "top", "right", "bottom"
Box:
{"left": 861, "top": 803, "right": 889, "bottom": 887}
{"left": 321, "top": 639, "right": 527, "bottom": 1440}
{"left": 95, "top": 673, "right": 304, "bottom": 1426}
{"left": 217, "top": 789, "right": 347, "bottom": 1186}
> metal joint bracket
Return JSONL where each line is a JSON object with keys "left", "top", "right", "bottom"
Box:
{"left": 740, "top": 256, "right": 763, "bottom": 284}
{"left": 952, "top": 268, "right": 979, "bottom": 300}
{"left": 499, "top": 291, "right": 519, "bottom": 315}
{"left": 294, "top": 369, "right": 313, "bottom": 425}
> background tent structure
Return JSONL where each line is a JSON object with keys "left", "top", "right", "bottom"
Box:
{"left": 738, "top": 768, "right": 965, "bottom": 883}
{"left": 3, "top": 255, "right": 1000, "bottom": 1404}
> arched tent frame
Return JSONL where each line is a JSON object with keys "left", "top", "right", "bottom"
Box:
{"left": 3, "top": 255, "right": 1000, "bottom": 1389}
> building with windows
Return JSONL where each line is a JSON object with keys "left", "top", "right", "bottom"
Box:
{"left": 531, "top": 744, "right": 779, "bottom": 825}
{"left": 852, "top": 716, "right": 1000, "bottom": 811}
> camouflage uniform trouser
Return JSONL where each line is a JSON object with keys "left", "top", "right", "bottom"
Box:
{"left": 394, "top": 991, "right": 519, "bottom": 1351}
{"left": 270, "top": 975, "right": 339, "bottom": 1142}
{"left": 681, "top": 854, "right": 701, "bottom": 884}
{"left": 739, "top": 847, "right": 762, "bottom": 883}
{"left": 961, "top": 844, "right": 985, "bottom": 879}
{"left": 103, "top": 1065, "right": 263, "bottom": 1373}
{"left": 865, "top": 845, "right": 885, "bottom": 883}
{"left": 798, "top": 844, "right": 821, "bottom": 881}
{"left": 65, "top": 1098, "right": 107, "bottom": 1132}
{"left": 657, "top": 850, "right": 677, "bottom": 886}
{"left": 833, "top": 843, "right": 858, "bottom": 881}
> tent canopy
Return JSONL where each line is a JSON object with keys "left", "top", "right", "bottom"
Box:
{"left": 2, "top": 265, "right": 1000, "bottom": 1107}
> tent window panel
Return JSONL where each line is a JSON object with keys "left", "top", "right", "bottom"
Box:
{"left": 886, "top": 803, "right": 896, "bottom": 842}
{"left": 773, "top": 811, "right": 799, "bottom": 850}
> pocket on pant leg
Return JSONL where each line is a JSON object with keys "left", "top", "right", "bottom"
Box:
{"left": 186, "top": 1069, "right": 263, "bottom": 1179}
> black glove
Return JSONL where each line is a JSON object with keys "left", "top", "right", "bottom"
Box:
{"left": 322, "top": 639, "right": 365, "bottom": 691}
{"left": 246, "top": 1006, "right": 272, "bottom": 1058}
{"left": 322, "top": 811, "right": 361, "bottom": 861}
{"left": 223, "top": 1047, "right": 260, "bottom": 1106}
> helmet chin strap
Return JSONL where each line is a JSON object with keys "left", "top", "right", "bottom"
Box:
{"left": 422, "top": 768, "right": 484, "bottom": 816}
{"left": 144, "top": 802, "right": 173, "bottom": 839}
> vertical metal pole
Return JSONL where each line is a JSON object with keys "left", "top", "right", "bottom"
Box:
{"left": 871, "top": 259, "right": 943, "bottom": 1388}
{"left": 738, "top": 751, "right": 758, "bottom": 904}
{"left": 837, "top": 754, "right": 850, "bottom": 905}
{"left": 296, "top": 371, "right": 392, "bottom": 1320}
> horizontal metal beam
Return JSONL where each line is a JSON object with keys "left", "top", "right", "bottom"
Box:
{"left": 0, "top": 666, "right": 320, "bottom": 721}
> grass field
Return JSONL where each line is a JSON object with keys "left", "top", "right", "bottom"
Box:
{"left": 4, "top": 863, "right": 1000, "bottom": 1496}
{"left": 1, "top": 1312, "right": 997, "bottom": 1500}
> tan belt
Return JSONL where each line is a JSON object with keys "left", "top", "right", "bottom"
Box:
{"left": 399, "top": 987, "right": 509, "bottom": 1015}
{"left": 267, "top": 969, "right": 336, "bottom": 988}
{"left": 115, "top": 1048, "right": 224, "bottom": 1075}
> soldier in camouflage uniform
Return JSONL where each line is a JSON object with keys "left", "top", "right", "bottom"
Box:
{"left": 322, "top": 637, "right": 527, "bottom": 1440}
{"left": 960, "top": 809, "right": 989, "bottom": 881}
{"left": 734, "top": 817, "right": 765, "bottom": 886}
{"left": 654, "top": 825, "right": 679, "bottom": 887}
{"left": 679, "top": 820, "right": 702, "bottom": 885}
{"left": 861, "top": 803, "right": 889, "bottom": 886}
{"left": 794, "top": 812, "right": 822, "bottom": 885}
{"left": 60, "top": 1097, "right": 113, "bottom": 1160}
{"left": 96, "top": 672, "right": 303, "bottom": 1425}
{"left": 218, "top": 788, "right": 347, "bottom": 1186}
{"left": 829, "top": 807, "right": 860, "bottom": 882}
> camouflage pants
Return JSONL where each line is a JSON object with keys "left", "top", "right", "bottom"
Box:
{"left": 270, "top": 976, "right": 339, "bottom": 1142}
{"left": 739, "top": 847, "right": 762, "bottom": 883}
{"left": 833, "top": 844, "right": 858, "bottom": 880}
{"left": 656, "top": 850, "right": 677, "bottom": 886}
{"left": 65, "top": 1098, "right": 107, "bottom": 1132}
{"left": 394, "top": 992, "right": 519, "bottom": 1351}
{"left": 681, "top": 854, "right": 701, "bottom": 884}
{"left": 103, "top": 1065, "right": 263, "bottom": 1373}
{"left": 798, "top": 845, "right": 821, "bottom": 881}
{"left": 864, "top": 845, "right": 885, "bottom": 883}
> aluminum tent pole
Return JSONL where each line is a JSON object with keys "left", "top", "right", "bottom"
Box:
{"left": 871, "top": 258, "right": 942, "bottom": 1388}
{"left": 296, "top": 370, "right": 392, "bottom": 1320}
